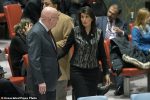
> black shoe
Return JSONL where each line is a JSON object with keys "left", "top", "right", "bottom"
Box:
{"left": 114, "top": 86, "right": 124, "bottom": 96}
{"left": 97, "top": 84, "right": 110, "bottom": 95}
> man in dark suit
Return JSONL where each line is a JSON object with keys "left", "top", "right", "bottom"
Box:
{"left": 26, "top": 7, "right": 60, "bottom": 100}
{"left": 96, "top": 4, "right": 128, "bottom": 39}
{"left": 96, "top": 4, "right": 128, "bottom": 96}
{"left": 22, "top": 0, "right": 43, "bottom": 24}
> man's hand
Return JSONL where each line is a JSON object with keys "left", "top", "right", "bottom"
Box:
{"left": 113, "top": 26, "right": 124, "bottom": 34}
{"left": 39, "top": 83, "right": 46, "bottom": 95}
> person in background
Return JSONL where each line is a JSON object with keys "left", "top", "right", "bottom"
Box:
{"left": 89, "top": 0, "right": 107, "bottom": 17}
{"left": 26, "top": 7, "right": 60, "bottom": 100}
{"left": 58, "top": 6, "right": 111, "bottom": 100}
{"left": 0, "top": 0, "right": 26, "bottom": 10}
{"left": 43, "top": 0, "right": 74, "bottom": 100}
{"left": 9, "top": 18, "right": 32, "bottom": 76}
{"left": 132, "top": 8, "right": 150, "bottom": 57}
{"left": 22, "top": 0, "right": 43, "bottom": 24}
{"left": 96, "top": 4, "right": 128, "bottom": 39}
{"left": 96, "top": 4, "right": 128, "bottom": 96}
{"left": 68, "top": 0, "right": 89, "bottom": 26}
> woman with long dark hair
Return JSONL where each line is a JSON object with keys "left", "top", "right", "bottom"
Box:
{"left": 59, "top": 6, "right": 111, "bottom": 99}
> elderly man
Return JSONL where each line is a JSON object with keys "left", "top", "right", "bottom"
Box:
{"left": 43, "top": 0, "right": 74, "bottom": 100}
{"left": 26, "top": 7, "right": 61, "bottom": 100}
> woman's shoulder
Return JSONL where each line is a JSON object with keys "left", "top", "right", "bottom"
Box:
{"left": 132, "top": 26, "right": 141, "bottom": 33}
{"left": 11, "top": 35, "right": 20, "bottom": 42}
{"left": 12, "top": 34, "right": 26, "bottom": 44}
{"left": 133, "top": 26, "right": 139, "bottom": 29}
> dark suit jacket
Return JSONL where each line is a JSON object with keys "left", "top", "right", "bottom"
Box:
{"left": 27, "top": 22, "right": 60, "bottom": 92}
{"left": 96, "top": 16, "right": 128, "bottom": 38}
{"left": 22, "top": 0, "right": 42, "bottom": 24}
{"left": 9, "top": 33, "right": 27, "bottom": 76}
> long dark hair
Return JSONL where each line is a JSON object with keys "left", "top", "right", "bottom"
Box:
{"left": 78, "top": 6, "right": 96, "bottom": 36}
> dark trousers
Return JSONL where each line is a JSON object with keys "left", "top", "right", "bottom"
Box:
{"left": 29, "top": 86, "right": 56, "bottom": 100}
{"left": 70, "top": 66, "right": 100, "bottom": 100}
{"left": 115, "top": 75, "right": 123, "bottom": 88}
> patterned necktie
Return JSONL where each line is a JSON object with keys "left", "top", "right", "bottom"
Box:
{"left": 105, "top": 21, "right": 112, "bottom": 39}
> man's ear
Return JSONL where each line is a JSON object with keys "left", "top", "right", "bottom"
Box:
{"left": 54, "top": 4, "right": 57, "bottom": 9}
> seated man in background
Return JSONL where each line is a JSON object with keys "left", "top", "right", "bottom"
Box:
{"left": 96, "top": 4, "right": 128, "bottom": 96}
{"left": 9, "top": 18, "right": 32, "bottom": 76}
{"left": 96, "top": 4, "right": 128, "bottom": 40}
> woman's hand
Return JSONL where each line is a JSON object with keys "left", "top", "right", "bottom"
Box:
{"left": 105, "top": 74, "right": 111, "bottom": 86}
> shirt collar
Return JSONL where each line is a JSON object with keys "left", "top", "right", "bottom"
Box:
{"left": 39, "top": 19, "right": 49, "bottom": 32}
{"left": 107, "top": 17, "right": 115, "bottom": 24}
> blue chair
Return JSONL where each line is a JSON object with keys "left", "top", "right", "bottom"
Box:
{"left": 131, "top": 93, "right": 150, "bottom": 100}
{"left": 77, "top": 96, "right": 108, "bottom": 100}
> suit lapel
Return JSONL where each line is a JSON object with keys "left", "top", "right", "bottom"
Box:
{"left": 45, "top": 31, "right": 57, "bottom": 53}
{"left": 38, "top": 23, "right": 57, "bottom": 53}
{"left": 103, "top": 17, "right": 107, "bottom": 37}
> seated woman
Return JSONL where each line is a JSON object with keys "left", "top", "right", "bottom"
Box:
{"left": 9, "top": 18, "right": 32, "bottom": 76}
{"left": 132, "top": 8, "right": 150, "bottom": 57}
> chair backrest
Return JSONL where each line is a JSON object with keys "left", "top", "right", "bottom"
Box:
{"left": 4, "top": 47, "right": 25, "bottom": 85}
{"left": 0, "top": 13, "right": 5, "bottom": 22}
{"left": 3, "top": 4, "right": 22, "bottom": 38}
{"left": 77, "top": 96, "right": 108, "bottom": 100}
{"left": 128, "top": 34, "right": 132, "bottom": 42}
{"left": 131, "top": 93, "right": 150, "bottom": 100}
